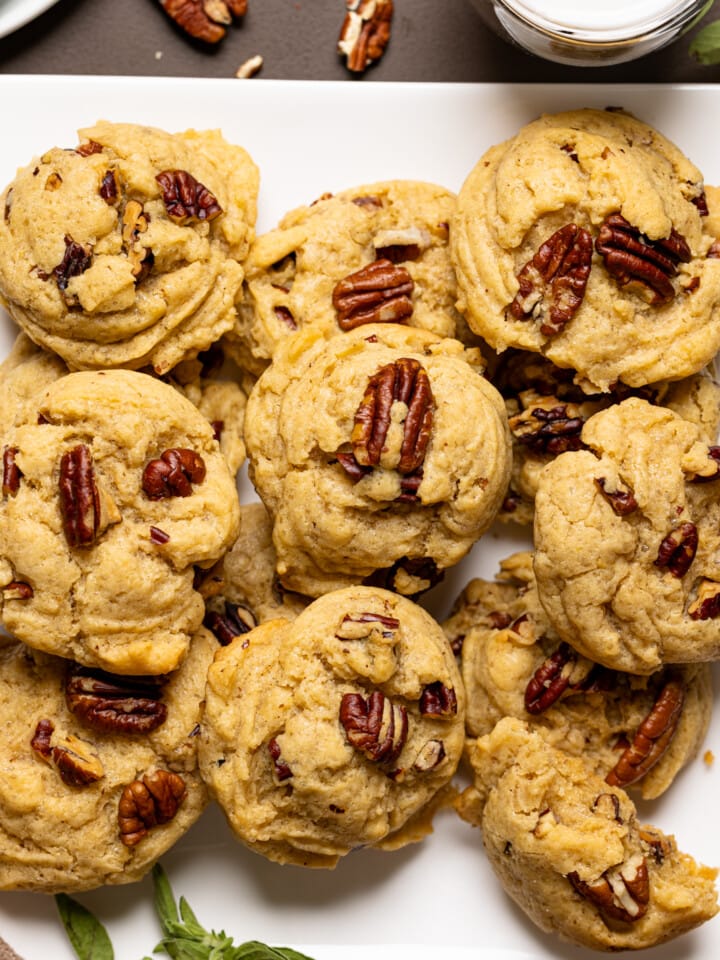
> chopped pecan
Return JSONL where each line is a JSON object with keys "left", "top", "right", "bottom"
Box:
{"left": 268, "top": 737, "right": 292, "bottom": 781}
{"left": 332, "top": 259, "right": 413, "bottom": 331}
{"left": 203, "top": 601, "right": 256, "bottom": 645}
{"left": 595, "top": 213, "right": 691, "bottom": 305}
{"left": 31, "top": 719, "right": 104, "bottom": 787}
{"left": 142, "top": 448, "right": 206, "bottom": 499}
{"left": 335, "top": 612, "right": 399, "bottom": 640}
{"left": 100, "top": 169, "right": 119, "bottom": 204}
{"left": 639, "top": 826, "right": 673, "bottom": 866}
{"left": 2, "top": 446, "right": 21, "bottom": 497}
{"left": 413, "top": 739, "right": 445, "bottom": 772}
{"left": 654, "top": 522, "right": 698, "bottom": 577}
{"left": 340, "top": 690, "right": 408, "bottom": 764}
{"left": 274, "top": 305, "right": 297, "bottom": 330}
{"left": 122, "top": 199, "right": 153, "bottom": 280}
{"left": 350, "top": 358, "right": 433, "bottom": 475}
{"left": 150, "top": 526, "right": 170, "bottom": 544}
{"left": 373, "top": 227, "right": 431, "bottom": 264}
{"left": 363, "top": 556, "right": 443, "bottom": 599}
{"left": 45, "top": 172, "right": 63, "bottom": 191}
{"left": 419, "top": 682, "right": 458, "bottom": 719}
{"left": 689, "top": 579, "right": 720, "bottom": 620}
{"left": 338, "top": 0, "right": 393, "bottom": 73}
{"left": 691, "top": 191, "right": 709, "bottom": 216}
{"left": 524, "top": 642, "right": 599, "bottom": 714}
{"left": 53, "top": 234, "right": 93, "bottom": 295}
{"left": 66, "top": 665, "right": 168, "bottom": 734}
{"left": 568, "top": 853, "right": 649, "bottom": 923}
{"left": 159, "top": 0, "right": 246, "bottom": 43}
{"left": 509, "top": 224, "right": 593, "bottom": 336}
{"left": 2, "top": 580, "right": 34, "bottom": 600}
{"left": 156, "top": 169, "right": 222, "bottom": 224}
{"left": 59, "top": 445, "right": 102, "bottom": 548}
{"left": 606, "top": 678, "right": 685, "bottom": 788}
{"left": 592, "top": 792, "right": 622, "bottom": 823}
{"left": 352, "top": 195, "right": 383, "bottom": 209}
{"left": 594, "top": 476, "right": 638, "bottom": 516}
{"left": 75, "top": 140, "right": 103, "bottom": 157}
{"left": 509, "top": 396, "right": 585, "bottom": 455}
{"left": 118, "top": 770, "right": 186, "bottom": 846}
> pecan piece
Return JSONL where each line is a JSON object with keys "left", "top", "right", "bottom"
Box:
{"left": 338, "top": 0, "right": 393, "bottom": 74}
{"left": 2, "top": 446, "right": 21, "bottom": 497}
{"left": 363, "top": 556, "right": 443, "bottom": 599}
{"left": 66, "top": 665, "right": 168, "bottom": 734}
{"left": 76, "top": 140, "right": 103, "bottom": 157}
{"left": 156, "top": 169, "right": 222, "bottom": 224}
{"left": 122, "top": 199, "right": 153, "bottom": 280}
{"left": 159, "top": 0, "right": 246, "bottom": 43}
{"left": 689, "top": 579, "right": 720, "bottom": 620}
{"left": 606, "top": 678, "right": 685, "bottom": 788}
{"left": 350, "top": 357, "right": 433, "bottom": 475}
{"left": 340, "top": 690, "right": 408, "bottom": 764}
{"left": 373, "top": 227, "right": 431, "bottom": 264}
{"left": 59, "top": 445, "right": 102, "bottom": 548}
{"left": 594, "top": 476, "right": 638, "bottom": 516}
{"left": 31, "top": 719, "right": 104, "bottom": 787}
{"left": 524, "top": 642, "right": 599, "bottom": 714}
{"left": 654, "top": 522, "right": 698, "bottom": 578}
{"left": 118, "top": 770, "right": 186, "bottom": 846}
{"left": 203, "top": 601, "right": 256, "bottom": 645}
{"left": 509, "top": 396, "right": 585, "bottom": 455}
{"left": 568, "top": 853, "right": 649, "bottom": 924}
{"left": 332, "top": 259, "right": 413, "bottom": 331}
{"left": 595, "top": 214, "right": 691, "bottom": 305}
{"left": 419, "top": 682, "right": 458, "bottom": 719}
{"left": 509, "top": 224, "right": 593, "bottom": 336}
{"left": 142, "top": 448, "right": 206, "bottom": 499}
{"left": 100, "top": 169, "right": 119, "bottom": 204}
{"left": 268, "top": 737, "right": 292, "bottom": 782}
{"left": 413, "top": 739, "right": 445, "bottom": 772}
{"left": 2, "top": 580, "right": 33, "bottom": 600}
{"left": 335, "top": 612, "right": 399, "bottom": 640}
{"left": 53, "top": 234, "right": 92, "bottom": 295}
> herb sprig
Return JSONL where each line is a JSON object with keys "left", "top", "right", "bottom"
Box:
{"left": 689, "top": 1, "right": 720, "bottom": 64}
{"left": 55, "top": 864, "right": 315, "bottom": 960}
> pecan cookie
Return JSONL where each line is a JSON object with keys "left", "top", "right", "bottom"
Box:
{"left": 224, "top": 180, "right": 464, "bottom": 375}
{"left": 457, "top": 717, "right": 718, "bottom": 950}
{"left": 0, "top": 628, "right": 216, "bottom": 892}
{"left": 199, "top": 585, "right": 465, "bottom": 867}
{"left": 0, "top": 370, "right": 239, "bottom": 674}
{"left": 244, "top": 323, "right": 511, "bottom": 597}
{"left": 0, "top": 120, "right": 258, "bottom": 374}
{"left": 452, "top": 108, "right": 720, "bottom": 390}
{"left": 533, "top": 397, "right": 720, "bottom": 674}
{"left": 492, "top": 350, "right": 720, "bottom": 524}
{"left": 445, "top": 552, "right": 712, "bottom": 800}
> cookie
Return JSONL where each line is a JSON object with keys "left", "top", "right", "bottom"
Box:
{"left": 0, "top": 628, "right": 216, "bottom": 892}
{"left": 492, "top": 350, "right": 720, "bottom": 524}
{"left": 446, "top": 552, "right": 712, "bottom": 799}
{"left": 199, "top": 585, "right": 465, "bottom": 867}
{"left": 457, "top": 717, "right": 718, "bottom": 951}
{"left": 533, "top": 397, "right": 720, "bottom": 673}
{"left": 452, "top": 108, "right": 720, "bottom": 390}
{"left": 0, "top": 369, "right": 240, "bottom": 675}
{"left": 245, "top": 323, "right": 511, "bottom": 596}
{"left": 0, "top": 120, "right": 258, "bottom": 374}
{"left": 225, "top": 180, "right": 463, "bottom": 375}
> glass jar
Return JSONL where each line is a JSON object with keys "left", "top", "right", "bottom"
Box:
{"left": 470, "top": 0, "right": 714, "bottom": 66}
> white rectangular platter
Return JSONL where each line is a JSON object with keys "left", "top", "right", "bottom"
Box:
{"left": 0, "top": 77, "right": 717, "bottom": 960}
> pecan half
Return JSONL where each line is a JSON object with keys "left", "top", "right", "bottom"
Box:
{"left": 203, "top": 601, "right": 256, "bottom": 645}
{"left": 142, "top": 448, "right": 206, "bottom": 499}
{"left": 509, "top": 223, "right": 593, "bottom": 336}
{"left": 156, "top": 169, "right": 222, "bottom": 224}
{"left": 53, "top": 234, "right": 92, "bottom": 295}
{"left": 654, "top": 522, "right": 698, "bottom": 578}
{"left": 689, "top": 579, "right": 720, "bottom": 620}
{"left": 332, "top": 259, "right": 413, "bottom": 331}
{"left": 340, "top": 690, "right": 408, "bottom": 764}
{"left": 118, "top": 770, "right": 186, "bottom": 846}
{"left": 419, "top": 682, "right": 458, "bottom": 719}
{"left": 595, "top": 214, "right": 691, "bottom": 305}
{"left": 509, "top": 396, "right": 585, "bottom": 455}
{"left": 606, "top": 678, "right": 685, "bottom": 788}
{"left": 594, "top": 476, "right": 638, "bottom": 516}
{"left": 524, "top": 642, "right": 599, "bottom": 714}
{"left": 338, "top": 0, "right": 393, "bottom": 74}
{"left": 59, "top": 445, "right": 102, "bottom": 548}
{"left": 31, "top": 719, "right": 104, "bottom": 787}
{"left": 159, "top": 0, "right": 246, "bottom": 43}
{"left": 350, "top": 358, "right": 433, "bottom": 475}
{"left": 568, "top": 853, "right": 649, "bottom": 924}
{"left": 2, "top": 446, "right": 21, "bottom": 497}
{"left": 268, "top": 737, "right": 292, "bottom": 781}
{"left": 66, "top": 665, "right": 168, "bottom": 734}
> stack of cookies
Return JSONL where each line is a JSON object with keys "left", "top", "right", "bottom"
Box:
{"left": 0, "top": 107, "right": 717, "bottom": 953}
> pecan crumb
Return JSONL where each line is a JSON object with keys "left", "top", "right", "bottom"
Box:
{"left": 235, "top": 54, "right": 263, "bottom": 78}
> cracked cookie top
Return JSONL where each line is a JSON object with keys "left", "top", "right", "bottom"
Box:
{"left": 199, "top": 585, "right": 465, "bottom": 867}
{"left": 451, "top": 108, "right": 720, "bottom": 390}
{"left": 0, "top": 121, "right": 258, "bottom": 374}
{"left": 533, "top": 397, "right": 720, "bottom": 674}
{"left": 0, "top": 369, "right": 239, "bottom": 674}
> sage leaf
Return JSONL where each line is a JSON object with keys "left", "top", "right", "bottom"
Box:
{"left": 234, "top": 945, "right": 316, "bottom": 960}
{"left": 55, "top": 893, "right": 114, "bottom": 960}
{"left": 690, "top": 20, "right": 720, "bottom": 64}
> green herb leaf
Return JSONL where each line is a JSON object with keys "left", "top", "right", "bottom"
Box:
{"left": 233, "top": 944, "right": 316, "bottom": 960}
{"left": 690, "top": 19, "right": 720, "bottom": 64}
{"left": 55, "top": 893, "right": 115, "bottom": 960}
{"left": 152, "top": 863, "right": 180, "bottom": 932}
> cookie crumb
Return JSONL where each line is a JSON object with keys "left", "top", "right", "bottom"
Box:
{"left": 155, "top": 50, "right": 163, "bottom": 60}
{"left": 235, "top": 55, "right": 263, "bottom": 79}
{"left": 704, "top": 749, "right": 715, "bottom": 766}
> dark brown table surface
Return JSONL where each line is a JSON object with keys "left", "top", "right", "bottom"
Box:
{"left": 1, "top": 0, "right": 720, "bottom": 83}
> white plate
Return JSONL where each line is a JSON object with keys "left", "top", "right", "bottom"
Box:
{"left": 0, "top": 0, "right": 60, "bottom": 40}
{"left": 0, "top": 77, "right": 718, "bottom": 960}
